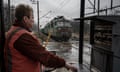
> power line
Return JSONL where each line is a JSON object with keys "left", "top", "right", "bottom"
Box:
{"left": 39, "top": 11, "right": 52, "bottom": 19}
{"left": 39, "top": 0, "right": 65, "bottom": 19}
{"left": 53, "top": 0, "right": 66, "bottom": 10}
{"left": 52, "top": 0, "right": 72, "bottom": 16}
{"left": 40, "top": 0, "right": 73, "bottom": 23}
{"left": 59, "top": 0, "right": 71, "bottom": 10}
{"left": 59, "top": 0, "right": 67, "bottom": 7}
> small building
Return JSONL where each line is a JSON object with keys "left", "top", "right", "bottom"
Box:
{"left": 84, "top": 15, "right": 120, "bottom": 72}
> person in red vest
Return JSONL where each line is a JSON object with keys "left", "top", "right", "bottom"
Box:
{"left": 4, "top": 4, "right": 77, "bottom": 72}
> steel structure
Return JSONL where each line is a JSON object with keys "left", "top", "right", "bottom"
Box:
{"left": 85, "top": 0, "right": 120, "bottom": 16}
{"left": 80, "top": 0, "right": 120, "bottom": 65}
{"left": 30, "top": 0, "right": 40, "bottom": 34}
{"left": 79, "top": 0, "right": 120, "bottom": 72}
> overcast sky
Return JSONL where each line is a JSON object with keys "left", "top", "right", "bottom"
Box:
{"left": 4, "top": 0, "right": 80, "bottom": 28}
{"left": 4, "top": 0, "right": 119, "bottom": 28}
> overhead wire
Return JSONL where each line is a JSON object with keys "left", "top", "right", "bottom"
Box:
{"left": 50, "top": 0, "right": 72, "bottom": 19}
{"left": 40, "top": 0, "right": 74, "bottom": 22}
{"left": 39, "top": 0, "right": 65, "bottom": 19}
{"left": 59, "top": 0, "right": 71, "bottom": 10}
{"left": 52, "top": 0, "right": 67, "bottom": 12}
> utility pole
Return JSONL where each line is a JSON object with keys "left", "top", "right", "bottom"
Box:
{"left": 79, "top": 0, "right": 85, "bottom": 64}
{"left": 111, "top": 0, "right": 113, "bottom": 9}
{"left": 8, "top": 0, "right": 11, "bottom": 23}
{"left": 30, "top": 0, "right": 40, "bottom": 33}
{"left": 98, "top": 0, "right": 100, "bottom": 15}
{"left": 8, "top": 0, "right": 11, "bottom": 31}
{"left": 37, "top": 1, "right": 40, "bottom": 34}
{"left": 0, "top": 0, "right": 6, "bottom": 71}
{"left": 94, "top": 0, "right": 96, "bottom": 13}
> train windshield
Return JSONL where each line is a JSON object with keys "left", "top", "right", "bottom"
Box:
{"left": 56, "top": 21, "right": 71, "bottom": 27}
{"left": 57, "top": 22, "right": 64, "bottom": 27}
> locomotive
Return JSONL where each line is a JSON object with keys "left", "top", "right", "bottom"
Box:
{"left": 41, "top": 16, "right": 72, "bottom": 42}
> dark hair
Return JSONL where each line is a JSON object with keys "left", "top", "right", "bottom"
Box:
{"left": 15, "top": 4, "right": 33, "bottom": 21}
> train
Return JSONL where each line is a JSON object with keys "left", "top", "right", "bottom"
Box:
{"left": 41, "top": 16, "right": 72, "bottom": 42}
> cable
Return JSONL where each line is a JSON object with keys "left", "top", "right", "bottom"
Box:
{"left": 59, "top": 0, "right": 71, "bottom": 10}
{"left": 50, "top": 0, "right": 72, "bottom": 17}
{"left": 39, "top": 11, "right": 52, "bottom": 19}
{"left": 53, "top": 0, "right": 66, "bottom": 11}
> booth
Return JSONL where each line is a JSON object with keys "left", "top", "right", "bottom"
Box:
{"left": 87, "top": 16, "right": 120, "bottom": 72}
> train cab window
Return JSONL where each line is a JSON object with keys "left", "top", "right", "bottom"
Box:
{"left": 56, "top": 22, "right": 64, "bottom": 27}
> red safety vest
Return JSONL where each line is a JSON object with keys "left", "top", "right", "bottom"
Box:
{"left": 4, "top": 26, "right": 41, "bottom": 72}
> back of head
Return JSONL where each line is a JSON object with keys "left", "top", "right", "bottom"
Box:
{"left": 15, "top": 4, "right": 33, "bottom": 21}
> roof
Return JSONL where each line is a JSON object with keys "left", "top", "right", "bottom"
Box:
{"left": 80, "top": 15, "right": 120, "bottom": 24}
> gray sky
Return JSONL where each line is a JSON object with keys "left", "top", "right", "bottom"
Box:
{"left": 5, "top": 0, "right": 119, "bottom": 28}
{"left": 6, "top": 0, "right": 80, "bottom": 28}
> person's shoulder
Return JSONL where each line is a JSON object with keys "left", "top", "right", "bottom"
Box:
{"left": 21, "top": 33, "right": 32, "bottom": 38}
{"left": 16, "top": 33, "right": 36, "bottom": 43}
